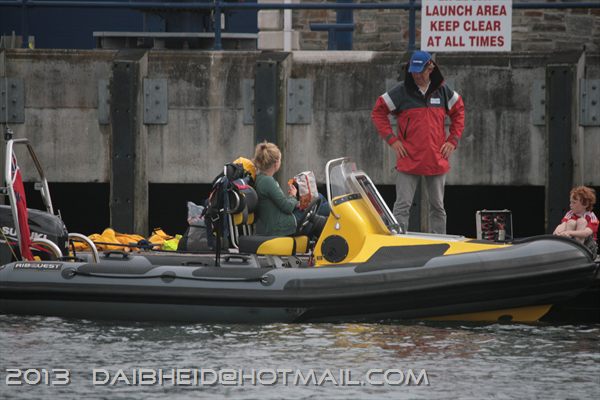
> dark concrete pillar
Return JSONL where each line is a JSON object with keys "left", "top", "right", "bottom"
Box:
{"left": 254, "top": 59, "right": 279, "bottom": 145}
{"left": 546, "top": 65, "right": 575, "bottom": 233}
{"left": 109, "top": 49, "right": 148, "bottom": 235}
{"left": 254, "top": 53, "right": 291, "bottom": 185}
{"left": 254, "top": 52, "right": 290, "bottom": 146}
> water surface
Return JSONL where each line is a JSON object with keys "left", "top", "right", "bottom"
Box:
{"left": 0, "top": 316, "right": 598, "bottom": 399}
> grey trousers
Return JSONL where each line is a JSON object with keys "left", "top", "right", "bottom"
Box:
{"left": 393, "top": 171, "right": 447, "bottom": 234}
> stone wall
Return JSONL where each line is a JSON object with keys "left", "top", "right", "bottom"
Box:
{"left": 286, "top": 1, "right": 600, "bottom": 52}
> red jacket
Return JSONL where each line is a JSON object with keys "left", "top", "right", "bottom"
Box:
{"left": 371, "top": 61, "right": 465, "bottom": 176}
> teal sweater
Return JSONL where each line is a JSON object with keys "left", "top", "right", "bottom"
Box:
{"left": 254, "top": 173, "right": 299, "bottom": 236}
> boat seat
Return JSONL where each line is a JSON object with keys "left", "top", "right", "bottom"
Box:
{"left": 228, "top": 210, "right": 256, "bottom": 249}
{"left": 232, "top": 212, "right": 254, "bottom": 226}
{"left": 227, "top": 182, "right": 258, "bottom": 249}
{"left": 238, "top": 235, "right": 309, "bottom": 256}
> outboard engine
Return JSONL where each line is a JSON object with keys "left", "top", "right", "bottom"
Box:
{"left": 0, "top": 205, "right": 68, "bottom": 263}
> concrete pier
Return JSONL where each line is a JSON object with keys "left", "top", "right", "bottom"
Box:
{"left": 1, "top": 49, "right": 599, "bottom": 234}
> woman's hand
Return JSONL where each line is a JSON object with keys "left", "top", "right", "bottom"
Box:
{"left": 288, "top": 184, "right": 297, "bottom": 197}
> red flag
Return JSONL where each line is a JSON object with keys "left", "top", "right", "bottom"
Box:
{"left": 11, "top": 153, "right": 34, "bottom": 261}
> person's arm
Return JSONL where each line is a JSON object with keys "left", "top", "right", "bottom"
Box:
{"left": 445, "top": 85, "right": 465, "bottom": 148}
{"left": 557, "top": 227, "right": 593, "bottom": 239}
{"left": 553, "top": 221, "right": 567, "bottom": 235}
{"left": 371, "top": 92, "right": 408, "bottom": 158}
{"left": 264, "top": 177, "right": 298, "bottom": 213}
{"left": 559, "top": 216, "right": 598, "bottom": 239}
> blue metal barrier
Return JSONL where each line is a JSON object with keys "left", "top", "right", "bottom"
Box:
{"left": 310, "top": 23, "right": 355, "bottom": 51}
{"left": 1, "top": 1, "right": 599, "bottom": 51}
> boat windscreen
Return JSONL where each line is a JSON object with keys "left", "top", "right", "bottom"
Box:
{"left": 328, "top": 159, "right": 356, "bottom": 199}
{"left": 353, "top": 174, "right": 400, "bottom": 234}
{"left": 326, "top": 158, "right": 400, "bottom": 234}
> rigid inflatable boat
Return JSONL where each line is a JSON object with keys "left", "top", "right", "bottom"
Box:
{"left": 0, "top": 137, "right": 598, "bottom": 323}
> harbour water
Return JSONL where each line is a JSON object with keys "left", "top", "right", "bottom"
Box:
{"left": 0, "top": 315, "right": 598, "bottom": 399}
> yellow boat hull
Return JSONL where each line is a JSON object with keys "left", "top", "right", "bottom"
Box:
{"left": 427, "top": 305, "right": 553, "bottom": 323}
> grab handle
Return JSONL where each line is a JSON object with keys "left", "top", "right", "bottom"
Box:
{"left": 102, "top": 251, "right": 130, "bottom": 260}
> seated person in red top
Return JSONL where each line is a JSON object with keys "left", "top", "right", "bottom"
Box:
{"left": 553, "top": 186, "right": 598, "bottom": 256}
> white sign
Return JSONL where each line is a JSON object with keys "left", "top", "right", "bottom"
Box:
{"left": 421, "top": 0, "right": 512, "bottom": 52}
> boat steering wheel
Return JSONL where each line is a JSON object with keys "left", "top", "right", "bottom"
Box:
{"left": 295, "top": 197, "right": 322, "bottom": 235}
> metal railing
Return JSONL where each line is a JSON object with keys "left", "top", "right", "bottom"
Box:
{"left": 0, "top": 1, "right": 599, "bottom": 51}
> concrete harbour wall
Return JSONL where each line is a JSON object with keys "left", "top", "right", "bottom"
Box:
{"left": 2, "top": 48, "right": 598, "bottom": 188}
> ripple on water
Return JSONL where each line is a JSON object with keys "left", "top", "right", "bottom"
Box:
{"left": 0, "top": 316, "right": 598, "bottom": 399}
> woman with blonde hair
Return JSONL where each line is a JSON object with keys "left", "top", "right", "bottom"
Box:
{"left": 252, "top": 141, "right": 299, "bottom": 236}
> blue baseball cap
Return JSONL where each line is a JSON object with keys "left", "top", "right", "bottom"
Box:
{"left": 408, "top": 51, "right": 432, "bottom": 73}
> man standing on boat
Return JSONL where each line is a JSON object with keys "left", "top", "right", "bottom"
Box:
{"left": 371, "top": 50, "right": 465, "bottom": 234}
